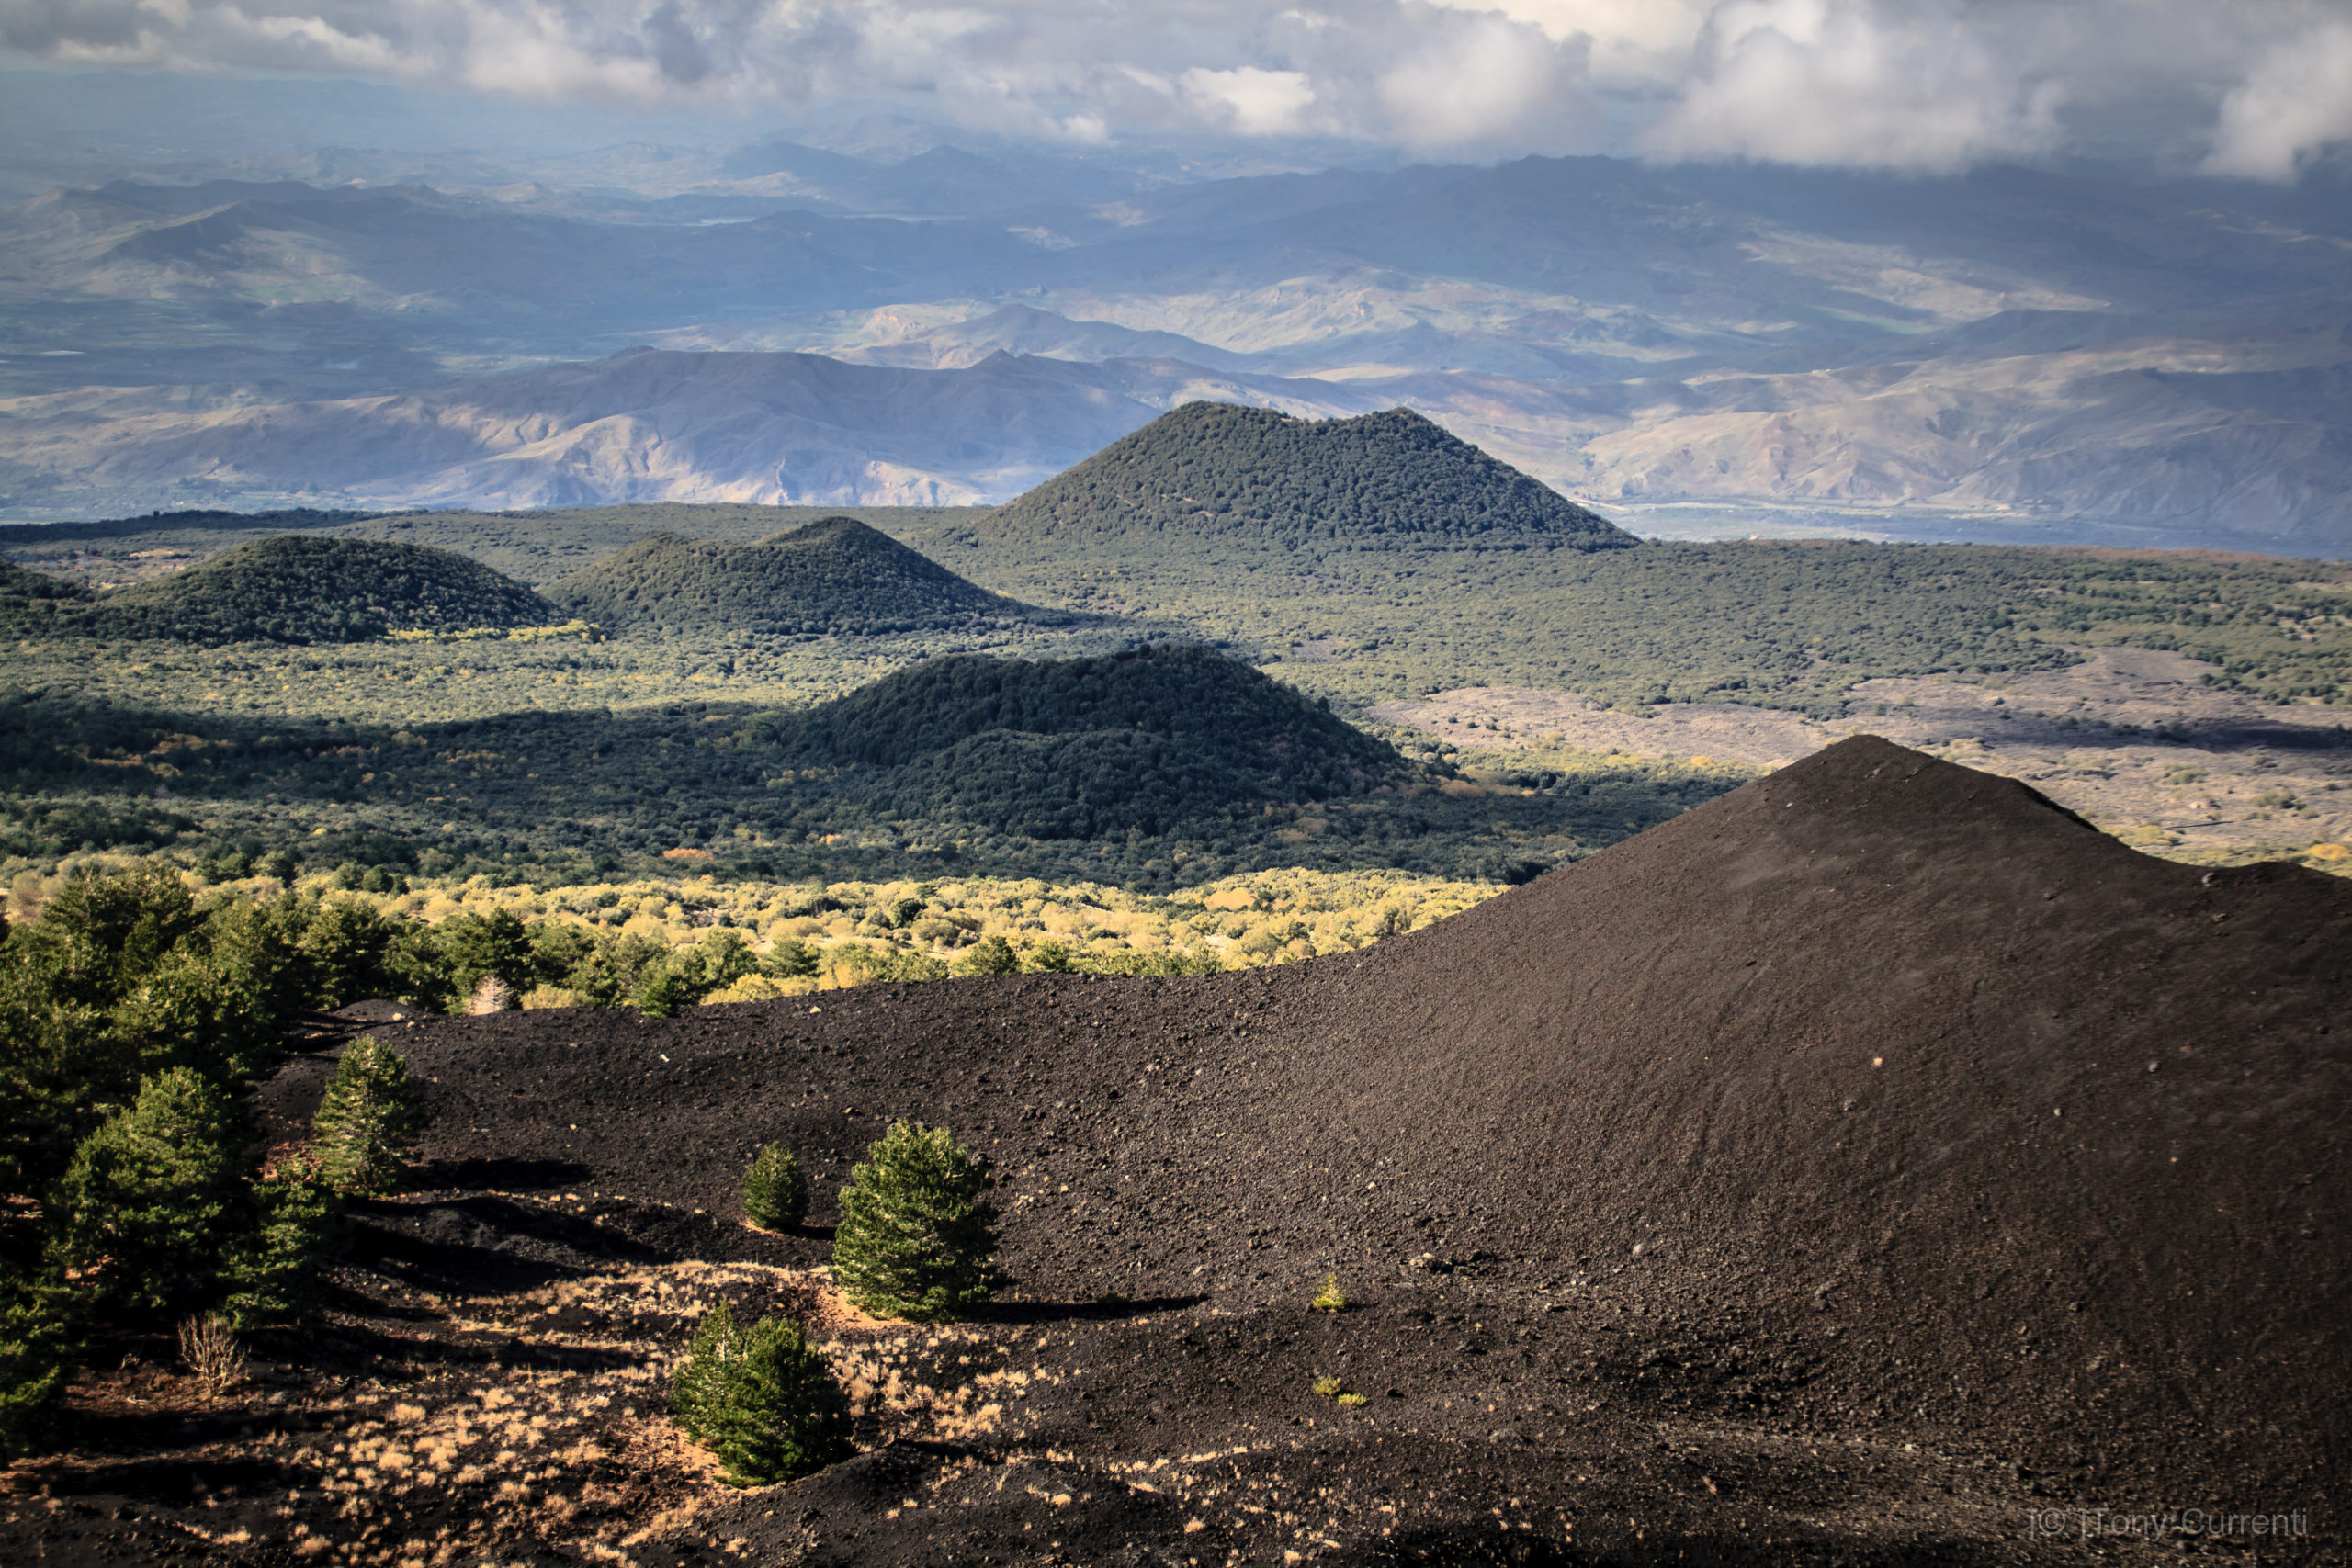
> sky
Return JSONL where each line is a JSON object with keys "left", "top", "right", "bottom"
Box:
{"left": 2, "top": 0, "right": 2350, "bottom": 180}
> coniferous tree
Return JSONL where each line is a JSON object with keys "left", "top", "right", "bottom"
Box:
{"left": 831, "top": 1121, "right": 1002, "bottom": 1322}
{"left": 742, "top": 1144, "right": 808, "bottom": 1230}
{"left": 671, "top": 1302, "right": 853, "bottom": 1486}
{"left": 47, "top": 1067, "right": 243, "bottom": 1319}
{"left": 0, "top": 1265, "right": 69, "bottom": 1461}
{"left": 310, "top": 1037, "right": 422, "bottom": 1196}
{"left": 222, "top": 1153, "right": 345, "bottom": 1325}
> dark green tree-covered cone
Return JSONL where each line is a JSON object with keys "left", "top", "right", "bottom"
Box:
{"left": 45, "top": 1066, "right": 243, "bottom": 1320}
{"left": 831, "top": 1121, "right": 1002, "bottom": 1321}
{"left": 670, "top": 1303, "right": 853, "bottom": 1487}
{"left": 742, "top": 1144, "right": 809, "bottom": 1230}
{"left": 311, "top": 1036, "right": 423, "bottom": 1196}
{"left": 223, "top": 1153, "right": 346, "bottom": 1326}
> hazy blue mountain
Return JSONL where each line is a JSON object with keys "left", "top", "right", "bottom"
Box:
{"left": 3, "top": 132, "right": 2346, "bottom": 548}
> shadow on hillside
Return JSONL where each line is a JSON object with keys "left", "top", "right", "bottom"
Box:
{"left": 410, "top": 1156, "right": 594, "bottom": 1191}
{"left": 981, "top": 1294, "right": 1205, "bottom": 1325}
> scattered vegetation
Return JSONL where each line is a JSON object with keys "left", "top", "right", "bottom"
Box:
{"left": 832, "top": 1121, "right": 1003, "bottom": 1322}
{"left": 670, "top": 1300, "right": 854, "bottom": 1486}
{"left": 175, "top": 1311, "right": 245, "bottom": 1401}
{"left": 310, "top": 1036, "right": 423, "bottom": 1196}
{"left": 1311, "top": 1272, "right": 1351, "bottom": 1313}
{"left": 742, "top": 1143, "right": 809, "bottom": 1230}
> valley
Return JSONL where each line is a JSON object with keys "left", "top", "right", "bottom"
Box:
{"left": 2, "top": 397, "right": 2346, "bottom": 1568}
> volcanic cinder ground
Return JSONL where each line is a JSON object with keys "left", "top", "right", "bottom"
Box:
{"left": 6, "top": 738, "right": 2346, "bottom": 1567}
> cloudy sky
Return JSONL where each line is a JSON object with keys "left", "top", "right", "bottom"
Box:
{"left": 4, "top": 0, "right": 2349, "bottom": 178}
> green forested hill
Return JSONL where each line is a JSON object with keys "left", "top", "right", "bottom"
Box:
{"left": 0, "top": 642, "right": 1729, "bottom": 887}
{"left": 546, "top": 515, "right": 1069, "bottom": 635}
{"left": 2, "top": 536, "right": 559, "bottom": 645}
{"left": 753, "top": 643, "right": 1407, "bottom": 840}
{"left": 0, "top": 558, "right": 92, "bottom": 606}
{"left": 977, "top": 402, "right": 1636, "bottom": 552}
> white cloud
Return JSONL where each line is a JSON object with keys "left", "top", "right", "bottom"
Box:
{"left": 1181, "top": 65, "right": 1316, "bottom": 136}
{"left": 1638, "top": 0, "right": 2068, "bottom": 172}
{"left": 2, "top": 0, "right": 2349, "bottom": 177}
{"left": 2203, "top": 17, "right": 2352, "bottom": 179}
{"left": 1377, "top": 11, "right": 1598, "bottom": 152}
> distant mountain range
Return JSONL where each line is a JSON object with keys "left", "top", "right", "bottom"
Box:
{"left": 0, "top": 349, "right": 1374, "bottom": 513}
{"left": 3, "top": 150, "right": 2347, "bottom": 550}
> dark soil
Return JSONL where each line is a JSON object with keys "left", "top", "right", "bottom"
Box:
{"left": 7, "top": 737, "right": 2344, "bottom": 1566}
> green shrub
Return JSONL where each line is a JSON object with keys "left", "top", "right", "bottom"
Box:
{"left": 1311, "top": 1272, "right": 1351, "bottom": 1313}
{"left": 47, "top": 1068, "right": 243, "bottom": 1319}
{"left": 831, "top": 1121, "right": 1002, "bottom": 1322}
{"left": 631, "top": 930, "right": 763, "bottom": 1017}
{"left": 560, "top": 930, "right": 666, "bottom": 1008}
{"left": 950, "top": 935, "right": 1021, "bottom": 976}
{"left": 762, "top": 939, "right": 820, "bottom": 980}
{"left": 311, "top": 1036, "right": 423, "bottom": 1196}
{"left": 1023, "top": 942, "right": 1075, "bottom": 974}
{"left": 742, "top": 1144, "right": 809, "bottom": 1230}
{"left": 222, "top": 1153, "right": 345, "bottom": 1326}
{"left": 0, "top": 1267, "right": 69, "bottom": 1461}
{"left": 294, "top": 898, "right": 401, "bottom": 1009}
{"left": 670, "top": 1301, "right": 854, "bottom": 1486}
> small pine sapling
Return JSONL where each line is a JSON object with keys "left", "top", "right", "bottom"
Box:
{"left": 742, "top": 1144, "right": 809, "bottom": 1230}
{"left": 1311, "top": 1272, "right": 1351, "bottom": 1313}
{"left": 671, "top": 1302, "right": 853, "bottom": 1486}
{"left": 310, "top": 1036, "right": 423, "bottom": 1196}
{"left": 831, "top": 1121, "right": 1003, "bottom": 1321}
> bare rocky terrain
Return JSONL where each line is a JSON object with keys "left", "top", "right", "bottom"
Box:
{"left": 4, "top": 738, "right": 2343, "bottom": 1566}
{"left": 1373, "top": 648, "right": 2352, "bottom": 863}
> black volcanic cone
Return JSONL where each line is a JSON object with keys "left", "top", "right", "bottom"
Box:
{"left": 548, "top": 515, "right": 1072, "bottom": 636}
{"left": 980, "top": 401, "right": 1635, "bottom": 551}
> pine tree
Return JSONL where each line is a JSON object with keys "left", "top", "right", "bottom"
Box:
{"left": 310, "top": 1036, "right": 422, "bottom": 1196}
{"left": 742, "top": 1144, "right": 808, "bottom": 1230}
{"left": 831, "top": 1121, "right": 1002, "bottom": 1322}
{"left": 669, "top": 1299, "right": 741, "bottom": 1442}
{"left": 46, "top": 1067, "right": 243, "bottom": 1319}
{"left": 222, "top": 1153, "right": 345, "bottom": 1326}
{"left": 0, "top": 1264, "right": 69, "bottom": 1461}
{"left": 671, "top": 1303, "right": 853, "bottom": 1487}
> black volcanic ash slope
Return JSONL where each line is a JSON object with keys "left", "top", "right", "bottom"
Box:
{"left": 357, "top": 737, "right": 2344, "bottom": 1515}
{"left": 55, "top": 535, "right": 557, "bottom": 644}
{"left": 546, "top": 514, "right": 1071, "bottom": 635}
{"left": 755, "top": 641, "right": 1409, "bottom": 839}
{"left": 979, "top": 400, "right": 1636, "bottom": 550}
